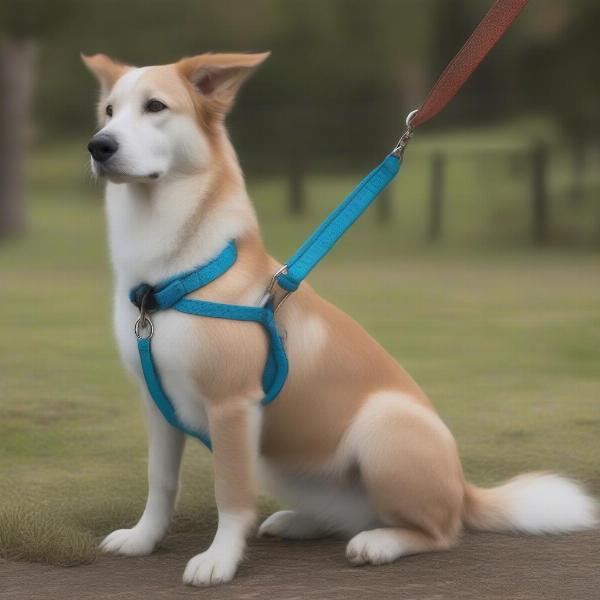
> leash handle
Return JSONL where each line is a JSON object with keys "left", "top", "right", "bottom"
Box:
{"left": 412, "top": 0, "right": 528, "bottom": 129}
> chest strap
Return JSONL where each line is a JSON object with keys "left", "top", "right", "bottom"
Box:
{"left": 131, "top": 242, "right": 288, "bottom": 451}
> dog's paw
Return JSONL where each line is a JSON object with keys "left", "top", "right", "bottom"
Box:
{"left": 183, "top": 547, "right": 240, "bottom": 587}
{"left": 258, "top": 510, "right": 327, "bottom": 540}
{"left": 99, "top": 527, "right": 157, "bottom": 556}
{"left": 346, "top": 529, "right": 405, "bottom": 566}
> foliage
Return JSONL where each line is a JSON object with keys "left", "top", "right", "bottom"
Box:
{"left": 1, "top": 1, "right": 599, "bottom": 157}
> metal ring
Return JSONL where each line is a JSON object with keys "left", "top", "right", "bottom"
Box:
{"left": 134, "top": 315, "right": 154, "bottom": 340}
{"left": 391, "top": 108, "right": 419, "bottom": 158}
{"left": 405, "top": 108, "right": 419, "bottom": 128}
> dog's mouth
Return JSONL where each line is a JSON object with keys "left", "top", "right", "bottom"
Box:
{"left": 93, "top": 161, "right": 162, "bottom": 183}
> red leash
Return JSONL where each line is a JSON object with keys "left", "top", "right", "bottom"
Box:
{"left": 394, "top": 0, "right": 528, "bottom": 155}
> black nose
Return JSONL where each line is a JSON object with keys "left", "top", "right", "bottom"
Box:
{"left": 87, "top": 134, "right": 119, "bottom": 163}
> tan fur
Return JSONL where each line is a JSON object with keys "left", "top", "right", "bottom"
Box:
{"left": 81, "top": 53, "right": 131, "bottom": 98}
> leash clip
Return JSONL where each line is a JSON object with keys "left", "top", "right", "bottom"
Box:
{"left": 391, "top": 109, "right": 419, "bottom": 158}
{"left": 264, "top": 265, "right": 292, "bottom": 314}
{"left": 134, "top": 287, "right": 155, "bottom": 340}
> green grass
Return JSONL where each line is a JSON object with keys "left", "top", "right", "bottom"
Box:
{"left": 1, "top": 130, "right": 599, "bottom": 566}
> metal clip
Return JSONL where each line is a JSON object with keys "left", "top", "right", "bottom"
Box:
{"left": 263, "top": 264, "right": 292, "bottom": 314}
{"left": 391, "top": 109, "right": 419, "bottom": 158}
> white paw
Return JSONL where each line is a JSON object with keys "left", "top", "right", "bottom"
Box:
{"left": 183, "top": 547, "right": 240, "bottom": 587}
{"left": 99, "top": 527, "right": 158, "bottom": 556}
{"left": 258, "top": 510, "right": 326, "bottom": 540}
{"left": 346, "top": 529, "right": 405, "bottom": 566}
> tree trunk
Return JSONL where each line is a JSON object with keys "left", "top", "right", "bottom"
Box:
{"left": 569, "top": 142, "right": 586, "bottom": 206}
{"left": 531, "top": 144, "right": 549, "bottom": 244}
{"left": 0, "top": 38, "right": 36, "bottom": 238}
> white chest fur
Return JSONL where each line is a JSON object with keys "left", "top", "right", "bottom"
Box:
{"left": 105, "top": 176, "right": 250, "bottom": 435}
{"left": 113, "top": 287, "right": 211, "bottom": 433}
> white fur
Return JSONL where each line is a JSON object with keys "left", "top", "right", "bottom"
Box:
{"left": 92, "top": 67, "right": 210, "bottom": 183}
{"left": 346, "top": 529, "right": 410, "bottom": 566}
{"left": 259, "top": 461, "right": 379, "bottom": 537}
{"left": 95, "top": 67, "right": 262, "bottom": 587}
{"left": 501, "top": 473, "right": 598, "bottom": 534}
{"left": 183, "top": 510, "right": 254, "bottom": 586}
{"left": 100, "top": 394, "right": 186, "bottom": 556}
{"left": 283, "top": 310, "right": 329, "bottom": 369}
{"left": 258, "top": 510, "right": 329, "bottom": 539}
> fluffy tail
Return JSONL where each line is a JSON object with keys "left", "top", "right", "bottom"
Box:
{"left": 463, "top": 472, "right": 598, "bottom": 534}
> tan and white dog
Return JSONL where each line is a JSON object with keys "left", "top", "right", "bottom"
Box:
{"left": 82, "top": 52, "right": 597, "bottom": 587}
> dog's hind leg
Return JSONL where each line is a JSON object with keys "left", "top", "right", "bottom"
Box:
{"left": 346, "top": 527, "right": 453, "bottom": 565}
{"left": 100, "top": 394, "right": 186, "bottom": 556}
{"left": 258, "top": 510, "right": 331, "bottom": 539}
{"left": 343, "top": 391, "right": 464, "bottom": 566}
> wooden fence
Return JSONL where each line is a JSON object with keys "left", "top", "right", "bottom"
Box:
{"left": 274, "top": 143, "right": 597, "bottom": 244}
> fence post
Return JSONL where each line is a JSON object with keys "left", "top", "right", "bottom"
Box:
{"left": 569, "top": 142, "right": 586, "bottom": 206}
{"left": 288, "top": 157, "right": 305, "bottom": 216}
{"left": 428, "top": 152, "right": 445, "bottom": 241}
{"left": 531, "top": 144, "right": 549, "bottom": 244}
{"left": 376, "top": 186, "right": 391, "bottom": 224}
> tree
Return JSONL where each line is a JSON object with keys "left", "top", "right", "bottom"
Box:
{"left": 0, "top": 33, "right": 36, "bottom": 237}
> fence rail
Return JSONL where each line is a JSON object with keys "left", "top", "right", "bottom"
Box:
{"left": 247, "top": 142, "right": 599, "bottom": 245}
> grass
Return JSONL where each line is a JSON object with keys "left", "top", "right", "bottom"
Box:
{"left": 1, "top": 129, "right": 599, "bottom": 566}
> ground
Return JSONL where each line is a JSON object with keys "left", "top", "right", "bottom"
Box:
{"left": 3, "top": 530, "right": 600, "bottom": 599}
{"left": 1, "top": 137, "right": 599, "bottom": 597}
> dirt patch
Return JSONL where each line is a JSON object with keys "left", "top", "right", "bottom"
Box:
{"left": 2, "top": 527, "right": 599, "bottom": 600}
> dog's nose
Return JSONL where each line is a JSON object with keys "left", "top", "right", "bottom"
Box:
{"left": 88, "top": 134, "right": 119, "bottom": 163}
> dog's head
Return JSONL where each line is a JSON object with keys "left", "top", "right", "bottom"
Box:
{"left": 82, "top": 52, "right": 269, "bottom": 184}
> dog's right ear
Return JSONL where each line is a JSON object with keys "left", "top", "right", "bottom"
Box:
{"left": 81, "top": 53, "right": 130, "bottom": 94}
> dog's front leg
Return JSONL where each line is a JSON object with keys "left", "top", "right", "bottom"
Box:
{"left": 183, "top": 399, "right": 258, "bottom": 586}
{"left": 100, "top": 395, "right": 185, "bottom": 556}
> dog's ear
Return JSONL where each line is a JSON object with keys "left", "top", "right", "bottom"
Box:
{"left": 81, "top": 53, "right": 130, "bottom": 94}
{"left": 178, "top": 52, "right": 270, "bottom": 117}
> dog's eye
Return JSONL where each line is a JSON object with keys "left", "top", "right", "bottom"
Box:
{"left": 105, "top": 104, "right": 113, "bottom": 117}
{"left": 145, "top": 99, "right": 168, "bottom": 113}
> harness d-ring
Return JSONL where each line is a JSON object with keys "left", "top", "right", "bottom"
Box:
{"left": 134, "top": 315, "right": 154, "bottom": 340}
{"left": 134, "top": 287, "right": 154, "bottom": 340}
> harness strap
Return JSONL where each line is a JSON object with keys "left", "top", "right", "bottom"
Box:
{"left": 129, "top": 241, "right": 237, "bottom": 311}
{"left": 132, "top": 253, "right": 290, "bottom": 451}
{"left": 138, "top": 337, "right": 213, "bottom": 449}
{"left": 173, "top": 299, "right": 288, "bottom": 405}
{"left": 135, "top": 298, "right": 289, "bottom": 450}
{"left": 276, "top": 155, "right": 400, "bottom": 293}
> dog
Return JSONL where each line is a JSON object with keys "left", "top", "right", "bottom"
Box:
{"left": 82, "top": 51, "right": 597, "bottom": 586}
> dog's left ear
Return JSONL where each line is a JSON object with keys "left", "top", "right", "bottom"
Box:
{"left": 178, "top": 52, "right": 270, "bottom": 116}
{"left": 81, "top": 53, "right": 131, "bottom": 94}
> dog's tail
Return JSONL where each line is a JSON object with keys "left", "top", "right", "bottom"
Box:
{"left": 463, "top": 472, "right": 597, "bottom": 534}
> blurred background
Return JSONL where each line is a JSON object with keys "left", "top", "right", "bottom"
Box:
{"left": 2, "top": 0, "right": 600, "bottom": 244}
{"left": 1, "top": 0, "right": 599, "bottom": 568}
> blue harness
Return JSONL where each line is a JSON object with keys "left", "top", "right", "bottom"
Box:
{"left": 130, "top": 154, "right": 401, "bottom": 450}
